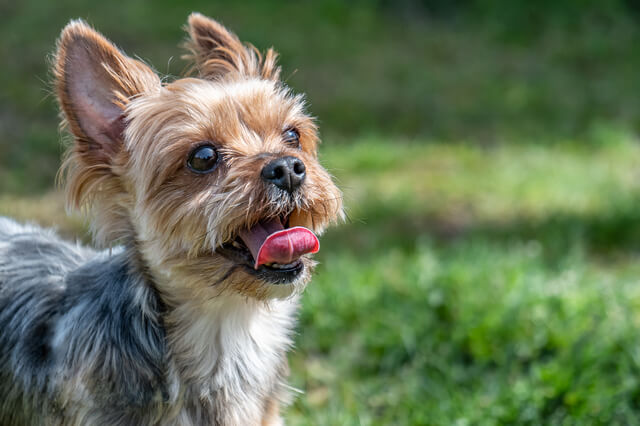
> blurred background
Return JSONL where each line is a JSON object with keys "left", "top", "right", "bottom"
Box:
{"left": 3, "top": 0, "right": 640, "bottom": 424}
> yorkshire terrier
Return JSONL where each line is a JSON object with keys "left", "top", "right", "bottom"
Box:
{"left": 0, "top": 13, "right": 342, "bottom": 425}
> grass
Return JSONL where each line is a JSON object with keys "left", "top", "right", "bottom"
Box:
{"left": 4, "top": 136, "right": 640, "bottom": 424}
{"left": 283, "top": 136, "right": 640, "bottom": 424}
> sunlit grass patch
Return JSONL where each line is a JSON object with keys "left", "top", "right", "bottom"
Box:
{"left": 324, "top": 136, "right": 640, "bottom": 226}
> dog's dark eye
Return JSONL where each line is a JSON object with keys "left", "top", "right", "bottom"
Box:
{"left": 283, "top": 128, "right": 300, "bottom": 148}
{"left": 187, "top": 144, "right": 219, "bottom": 173}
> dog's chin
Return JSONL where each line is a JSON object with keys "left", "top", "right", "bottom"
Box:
{"left": 216, "top": 247, "right": 311, "bottom": 300}
{"left": 216, "top": 238, "right": 311, "bottom": 287}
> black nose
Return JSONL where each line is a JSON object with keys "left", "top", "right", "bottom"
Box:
{"left": 261, "top": 156, "right": 306, "bottom": 193}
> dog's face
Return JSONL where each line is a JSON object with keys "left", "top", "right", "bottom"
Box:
{"left": 54, "top": 14, "right": 342, "bottom": 300}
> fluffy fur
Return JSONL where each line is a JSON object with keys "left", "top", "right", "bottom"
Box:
{"left": 0, "top": 13, "right": 342, "bottom": 425}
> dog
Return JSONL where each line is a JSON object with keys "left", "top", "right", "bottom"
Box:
{"left": 0, "top": 13, "right": 342, "bottom": 426}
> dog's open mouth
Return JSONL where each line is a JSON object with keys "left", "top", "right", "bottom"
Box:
{"left": 217, "top": 213, "right": 319, "bottom": 284}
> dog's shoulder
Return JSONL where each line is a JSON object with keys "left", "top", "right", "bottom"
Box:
{"left": 53, "top": 251, "right": 170, "bottom": 423}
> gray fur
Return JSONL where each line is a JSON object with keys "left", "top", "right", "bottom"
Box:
{"left": 0, "top": 218, "right": 291, "bottom": 425}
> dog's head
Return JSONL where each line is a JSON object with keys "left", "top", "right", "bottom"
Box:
{"left": 54, "top": 13, "right": 343, "bottom": 300}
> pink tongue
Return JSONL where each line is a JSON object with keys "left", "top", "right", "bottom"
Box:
{"left": 237, "top": 218, "right": 319, "bottom": 269}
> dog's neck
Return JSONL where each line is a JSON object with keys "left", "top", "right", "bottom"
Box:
{"left": 164, "top": 290, "right": 298, "bottom": 381}
{"left": 124, "top": 245, "right": 297, "bottom": 422}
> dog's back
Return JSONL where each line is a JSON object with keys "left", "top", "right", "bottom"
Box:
{"left": 0, "top": 217, "right": 92, "bottom": 284}
{"left": 0, "top": 218, "right": 86, "bottom": 424}
{"left": 0, "top": 218, "right": 169, "bottom": 425}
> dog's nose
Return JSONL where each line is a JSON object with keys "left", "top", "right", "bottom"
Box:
{"left": 261, "top": 156, "right": 306, "bottom": 193}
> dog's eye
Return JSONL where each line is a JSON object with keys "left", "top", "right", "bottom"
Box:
{"left": 187, "top": 144, "right": 219, "bottom": 174}
{"left": 283, "top": 128, "right": 300, "bottom": 148}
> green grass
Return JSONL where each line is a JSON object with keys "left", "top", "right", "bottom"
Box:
{"left": 4, "top": 136, "right": 640, "bottom": 424}
{"left": 285, "top": 137, "right": 640, "bottom": 424}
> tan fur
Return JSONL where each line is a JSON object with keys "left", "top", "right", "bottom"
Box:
{"left": 261, "top": 397, "right": 283, "bottom": 426}
{"left": 52, "top": 13, "right": 343, "bottom": 425}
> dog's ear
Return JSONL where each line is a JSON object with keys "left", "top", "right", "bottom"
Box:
{"left": 54, "top": 20, "right": 160, "bottom": 166}
{"left": 184, "top": 12, "right": 280, "bottom": 80}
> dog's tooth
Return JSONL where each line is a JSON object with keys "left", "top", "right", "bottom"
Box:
{"left": 289, "top": 209, "right": 313, "bottom": 229}
{"left": 231, "top": 241, "right": 243, "bottom": 249}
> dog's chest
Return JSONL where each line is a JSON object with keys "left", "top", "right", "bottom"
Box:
{"left": 166, "top": 296, "right": 297, "bottom": 425}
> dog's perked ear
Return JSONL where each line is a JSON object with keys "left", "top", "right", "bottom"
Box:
{"left": 184, "top": 12, "right": 281, "bottom": 80}
{"left": 54, "top": 20, "right": 160, "bottom": 187}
